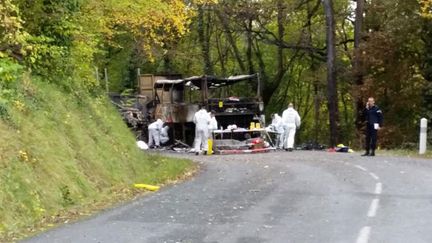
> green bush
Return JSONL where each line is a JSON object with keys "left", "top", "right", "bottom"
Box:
{"left": 0, "top": 58, "right": 23, "bottom": 88}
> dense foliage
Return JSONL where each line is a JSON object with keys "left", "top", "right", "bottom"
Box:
{"left": 128, "top": 0, "right": 431, "bottom": 148}
{"left": 0, "top": 0, "right": 203, "bottom": 89}
{"left": 1, "top": 0, "right": 431, "bottom": 148}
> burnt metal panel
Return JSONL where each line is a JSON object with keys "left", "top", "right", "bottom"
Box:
{"left": 155, "top": 103, "right": 199, "bottom": 123}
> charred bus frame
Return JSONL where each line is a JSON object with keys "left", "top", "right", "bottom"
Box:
{"left": 147, "top": 74, "right": 264, "bottom": 145}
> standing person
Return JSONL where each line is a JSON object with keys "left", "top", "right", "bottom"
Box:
{"left": 270, "top": 113, "right": 284, "bottom": 149}
{"left": 209, "top": 111, "right": 218, "bottom": 132}
{"left": 362, "top": 97, "right": 383, "bottom": 156}
{"left": 282, "top": 103, "right": 301, "bottom": 152}
{"left": 148, "top": 119, "right": 164, "bottom": 148}
{"left": 193, "top": 106, "right": 211, "bottom": 155}
{"left": 208, "top": 111, "right": 218, "bottom": 155}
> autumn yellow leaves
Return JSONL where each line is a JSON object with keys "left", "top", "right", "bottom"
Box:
{"left": 421, "top": 0, "right": 432, "bottom": 18}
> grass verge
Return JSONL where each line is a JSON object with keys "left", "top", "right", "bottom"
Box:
{"left": 379, "top": 149, "right": 432, "bottom": 159}
{"left": 0, "top": 78, "right": 195, "bottom": 242}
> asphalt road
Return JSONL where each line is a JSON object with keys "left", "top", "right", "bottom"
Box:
{"left": 24, "top": 151, "right": 432, "bottom": 243}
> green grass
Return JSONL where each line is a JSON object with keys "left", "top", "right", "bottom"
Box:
{"left": 379, "top": 149, "right": 432, "bottom": 159}
{"left": 0, "top": 79, "right": 194, "bottom": 241}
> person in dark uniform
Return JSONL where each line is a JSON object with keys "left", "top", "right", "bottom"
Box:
{"left": 362, "top": 97, "right": 383, "bottom": 156}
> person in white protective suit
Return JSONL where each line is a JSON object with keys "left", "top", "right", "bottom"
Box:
{"left": 193, "top": 106, "right": 211, "bottom": 155}
{"left": 209, "top": 111, "right": 218, "bottom": 132}
{"left": 281, "top": 103, "right": 301, "bottom": 151}
{"left": 207, "top": 111, "right": 218, "bottom": 154}
{"left": 159, "top": 125, "right": 170, "bottom": 145}
{"left": 270, "top": 113, "right": 284, "bottom": 149}
{"left": 148, "top": 119, "right": 164, "bottom": 148}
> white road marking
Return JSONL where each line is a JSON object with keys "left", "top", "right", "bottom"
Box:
{"left": 349, "top": 163, "right": 383, "bottom": 242}
{"left": 354, "top": 165, "right": 367, "bottom": 172}
{"left": 367, "top": 199, "right": 380, "bottom": 218}
{"left": 369, "top": 172, "right": 379, "bottom": 180}
{"left": 374, "top": 183, "right": 382, "bottom": 195}
{"left": 356, "top": 226, "right": 371, "bottom": 243}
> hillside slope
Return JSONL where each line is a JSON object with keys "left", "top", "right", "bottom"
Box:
{"left": 0, "top": 77, "right": 193, "bottom": 240}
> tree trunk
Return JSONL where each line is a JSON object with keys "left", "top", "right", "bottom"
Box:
{"left": 215, "top": 8, "right": 246, "bottom": 73}
{"left": 253, "top": 40, "right": 270, "bottom": 101}
{"left": 306, "top": 0, "right": 322, "bottom": 143}
{"left": 313, "top": 81, "right": 321, "bottom": 142}
{"left": 354, "top": 0, "right": 364, "bottom": 54}
{"left": 353, "top": 0, "right": 365, "bottom": 133}
{"left": 260, "top": 0, "right": 288, "bottom": 106}
{"left": 215, "top": 30, "right": 227, "bottom": 76}
{"left": 276, "top": 0, "right": 285, "bottom": 88}
{"left": 198, "top": 5, "right": 213, "bottom": 75}
{"left": 246, "top": 18, "right": 254, "bottom": 74}
{"left": 323, "top": 0, "right": 340, "bottom": 147}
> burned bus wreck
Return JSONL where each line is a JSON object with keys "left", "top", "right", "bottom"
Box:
{"left": 113, "top": 73, "right": 266, "bottom": 148}
{"left": 151, "top": 74, "right": 265, "bottom": 145}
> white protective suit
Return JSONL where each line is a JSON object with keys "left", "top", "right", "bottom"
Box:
{"left": 281, "top": 107, "right": 301, "bottom": 149}
{"left": 209, "top": 115, "right": 218, "bottom": 131}
{"left": 271, "top": 114, "right": 285, "bottom": 149}
{"left": 160, "top": 126, "right": 170, "bottom": 145}
{"left": 193, "top": 108, "right": 211, "bottom": 152}
{"left": 148, "top": 119, "right": 163, "bottom": 147}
